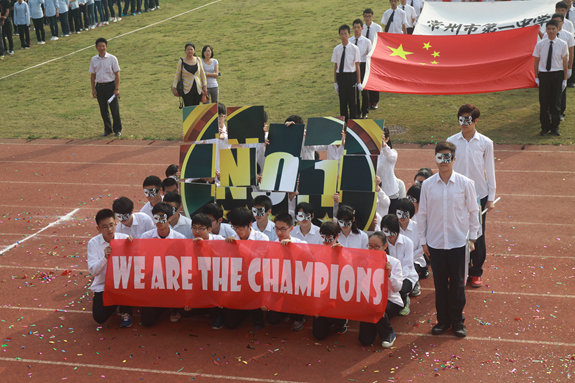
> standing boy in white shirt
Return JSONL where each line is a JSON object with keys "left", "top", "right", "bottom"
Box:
{"left": 113, "top": 196, "right": 155, "bottom": 239}
{"left": 251, "top": 195, "right": 278, "bottom": 241}
{"left": 140, "top": 175, "right": 163, "bottom": 220}
{"left": 447, "top": 104, "right": 496, "bottom": 288}
{"left": 351, "top": 19, "right": 372, "bottom": 119}
{"left": 361, "top": 8, "right": 383, "bottom": 111}
{"left": 398, "top": 0, "right": 417, "bottom": 34}
{"left": 382, "top": 0, "right": 407, "bottom": 34}
{"left": 331, "top": 24, "right": 362, "bottom": 121}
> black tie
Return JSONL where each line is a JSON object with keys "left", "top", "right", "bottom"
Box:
{"left": 567, "top": 12, "right": 570, "bottom": 20}
{"left": 385, "top": 10, "right": 395, "bottom": 32}
{"left": 340, "top": 45, "right": 346, "bottom": 74}
{"left": 365, "top": 26, "right": 370, "bottom": 40}
{"left": 402, "top": 5, "right": 405, "bottom": 10}
{"left": 411, "top": 0, "right": 414, "bottom": 5}
{"left": 355, "top": 38, "right": 358, "bottom": 45}
{"left": 546, "top": 41, "right": 553, "bottom": 71}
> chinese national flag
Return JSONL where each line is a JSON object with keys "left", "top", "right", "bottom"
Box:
{"left": 364, "top": 25, "right": 539, "bottom": 95}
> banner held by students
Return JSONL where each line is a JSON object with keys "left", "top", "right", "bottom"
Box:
{"left": 103, "top": 239, "right": 389, "bottom": 323}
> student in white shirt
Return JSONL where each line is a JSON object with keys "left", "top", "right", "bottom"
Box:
{"left": 377, "top": 128, "right": 400, "bottom": 215}
{"left": 362, "top": 8, "right": 383, "bottom": 110}
{"left": 335, "top": 205, "right": 369, "bottom": 249}
{"left": 251, "top": 195, "right": 278, "bottom": 241}
{"left": 358, "top": 232, "right": 403, "bottom": 349}
{"left": 375, "top": 175, "right": 391, "bottom": 219}
{"left": 351, "top": 19, "right": 372, "bottom": 119}
{"left": 447, "top": 104, "right": 496, "bottom": 288}
{"left": 398, "top": 0, "right": 417, "bottom": 34}
{"left": 202, "top": 203, "right": 237, "bottom": 238}
{"left": 413, "top": 167, "right": 433, "bottom": 187}
{"left": 140, "top": 175, "right": 163, "bottom": 220}
{"left": 382, "top": 0, "right": 407, "bottom": 34}
{"left": 312, "top": 221, "right": 348, "bottom": 340}
{"left": 88, "top": 209, "right": 133, "bottom": 327}
{"left": 381, "top": 214, "right": 417, "bottom": 316}
{"left": 418, "top": 141, "right": 480, "bottom": 338}
{"left": 163, "top": 192, "right": 193, "bottom": 239}
{"left": 112, "top": 196, "right": 155, "bottom": 239}
{"left": 406, "top": 184, "right": 421, "bottom": 223}
{"left": 291, "top": 202, "right": 323, "bottom": 245}
{"left": 332, "top": 24, "right": 362, "bottom": 121}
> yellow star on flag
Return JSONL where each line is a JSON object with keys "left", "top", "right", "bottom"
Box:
{"left": 423, "top": 42, "right": 432, "bottom": 50}
{"left": 432, "top": 51, "right": 440, "bottom": 58}
{"left": 431, "top": 61, "right": 439, "bottom": 65}
{"left": 388, "top": 44, "right": 414, "bottom": 60}
{"left": 318, "top": 212, "right": 332, "bottom": 224}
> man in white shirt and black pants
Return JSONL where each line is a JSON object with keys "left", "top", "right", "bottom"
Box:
{"left": 533, "top": 19, "right": 569, "bottom": 136}
{"left": 89, "top": 37, "right": 123, "bottom": 137}
{"left": 351, "top": 19, "right": 372, "bottom": 119}
{"left": 418, "top": 141, "right": 480, "bottom": 338}
{"left": 362, "top": 8, "right": 383, "bottom": 111}
{"left": 331, "top": 24, "right": 362, "bottom": 121}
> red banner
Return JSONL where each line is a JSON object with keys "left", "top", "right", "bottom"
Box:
{"left": 103, "top": 239, "right": 388, "bottom": 323}
{"left": 364, "top": 25, "right": 539, "bottom": 95}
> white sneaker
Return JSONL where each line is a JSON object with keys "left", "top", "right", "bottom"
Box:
{"left": 113, "top": 17, "right": 118, "bottom": 22}
{"left": 53, "top": 36, "right": 59, "bottom": 40}
{"left": 150, "top": 6, "right": 155, "bottom": 10}
{"left": 105, "top": 21, "right": 109, "bottom": 25}
{"left": 37, "top": 41, "right": 42, "bottom": 44}
{"left": 84, "top": 28, "right": 89, "bottom": 31}
{"left": 76, "top": 31, "right": 81, "bottom": 34}
{"left": 156, "top": 5, "right": 160, "bottom": 9}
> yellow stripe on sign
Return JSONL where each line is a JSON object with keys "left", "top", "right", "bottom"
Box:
{"left": 183, "top": 105, "right": 218, "bottom": 141}
{"left": 357, "top": 120, "right": 383, "bottom": 152}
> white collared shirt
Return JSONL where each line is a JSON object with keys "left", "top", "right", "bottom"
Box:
{"left": 291, "top": 224, "right": 322, "bottom": 245}
{"left": 139, "top": 197, "right": 163, "bottom": 221}
{"left": 350, "top": 35, "right": 372, "bottom": 63}
{"left": 216, "top": 223, "right": 236, "bottom": 238}
{"left": 140, "top": 228, "right": 187, "bottom": 239}
{"left": 418, "top": 171, "right": 480, "bottom": 249}
{"left": 87, "top": 232, "right": 130, "bottom": 292}
{"left": 251, "top": 219, "right": 278, "bottom": 241}
{"left": 115, "top": 212, "right": 155, "bottom": 239}
{"left": 398, "top": 3, "right": 417, "bottom": 28}
{"left": 533, "top": 37, "right": 568, "bottom": 72}
{"left": 209, "top": 233, "right": 225, "bottom": 240}
{"left": 540, "top": 21, "right": 574, "bottom": 35}
{"left": 89, "top": 52, "right": 121, "bottom": 84}
{"left": 338, "top": 229, "right": 369, "bottom": 250}
{"left": 408, "top": 0, "right": 424, "bottom": 18}
{"left": 232, "top": 228, "right": 269, "bottom": 241}
{"left": 387, "top": 234, "right": 418, "bottom": 285}
{"left": 275, "top": 237, "right": 307, "bottom": 244}
{"left": 376, "top": 188, "right": 391, "bottom": 218}
{"left": 381, "top": 8, "right": 407, "bottom": 34}
{"left": 544, "top": 30, "right": 575, "bottom": 49}
{"left": 447, "top": 131, "right": 496, "bottom": 201}
{"left": 400, "top": 220, "right": 426, "bottom": 267}
{"left": 362, "top": 22, "right": 383, "bottom": 44}
{"left": 171, "top": 214, "right": 193, "bottom": 239}
{"left": 387, "top": 255, "right": 404, "bottom": 308}
{"left": 376, "top": 145, "right": 399, "bottom": 197}
{"left": 331, "top": 42, "right": 361, "bottom": 73}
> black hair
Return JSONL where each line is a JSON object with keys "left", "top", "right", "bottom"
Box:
{"left": 383, "top": 126, "right": 393, "bottom": 149}
{"left": 202, "top": 203, "right": 223, "bottom": 220}
{"left": 407, "top": 184, "right": 421, "bottom": 203}
{"left": 95, "top": 37, "right": 107, "bottom": 46}
{"left": 414, "top": 167, "right": 433, "bottom": 181}
{"left": 295, "top": 202, "right": 314, "bottom": 215}
{"left": 165, "top": 164, "right": 179, "bottom": 178}
{"left": 263, "top": 110, "right": 268, "bottom": 124}
{"left": 217, "top": 102, "right": 226, "bottom": 116}
{"left": 546, "top": 19, "right": 560, "bottom": 28}
{"left": 112, "top": 197, "right": 134, "bottom": 215}
{"left": 320, "top": 221, "right": 341, "bottom": 236}
{"left": 553, "top": 12, "right": 565, "bottom": 21}
{"left": 252, "top": 195, "right": 272, "bottom": 212}
{"left": 152, "top": 202, "right": 174, "bottom": 218}
{"left": 457, "top": 104, "right": 481, "bottom": 121}
{"left": 284, "top": 115, "right": 304, "bottom": 124}
{"left": 368, "top": 231, "right": 387, "bottom": 245}
{"left": 163, "top": 192, "right": 182, "bottom": 207}
{"left": 363, "top": 8, "right": 374, "bottom": 15}
{"left": 435, "top": 141, "right": 456, "bottom": 155}
{"left": 143, "top": 175, "right": 162, "bottom": 188}
{"left": 274, "top": 212, "right": 293, "bottom": 227}
{"left": 162, "top": 177, "right": 178, "bottom": 191}
{"left": 381, "top": 214, "right": 400, "bottom": 234}
{"left": 95, "top": 208, "right": 115, "bottom": 225}
{"left": 184, "top": 42, "right": 195, "bottom": 50}
{"left": 353, "top": 18, "right": 363, "bottom": 27}
{"left": 395, "top": 198, "right": 415, "bottom": 219}
{"left": 192, "top": 213, "right": 212, "bottom": 229}
{"left": 556, "top": 1, "right": 569, "bottom": 11}
{"left": 201, "top": 45, "right": 214, "bottom": 59}
{"left": 228, "top": 207, "right": 253, "bottom": 227}
{"left": 336, "top": 204, "right": 360, "bottom": 234}
{"left": 339, "top": 24, "right": 351, "bottom": 34}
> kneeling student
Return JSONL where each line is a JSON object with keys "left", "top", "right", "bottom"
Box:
{"left": 312, "top": 221, "right": 349, "bottom": 340}
{"left": 88, "top": 209, "right": 133, "bottom": 327}
{"left": 358, "top": 232, "right": 403, "bottom": 348}
{"left": 113, "top": 196, "right": 155, "bottom": 239}
{"left": 163, "top": 192, "right": 193, "bottom": 239}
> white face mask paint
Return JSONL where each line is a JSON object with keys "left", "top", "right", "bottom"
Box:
{"left": 382, "top": 228, "right": 397, "bottom": 237}
{"left": 396, "top": 210, "right": 410, "bottom": 219}
{"left": 171, "top": 206, "right": 177, "bottom": 215}
{"left": 252, "top": 207, "right": 266, "bottom": 217}
{"left": 321, "top": 234, "right": 335, "bottom": 243}
{"left": 338, "top": 219, "right": 352, "bottom": 228}
{"left": 144, "top": 188, "right": 159, "bottom": 197}
{"left": 153, "top": 214, "right": 168, "bottom": 224}
{"left": 169, "top": 175, "right": 179, "bottom": 180}
{"left": 296, "top": 212, "right": 312, "bottom": 222}
{"left": 459, "top": 115, "right": 473, "bottom": 126}
{"left": 115, "top": 213, "right": 131, "bottom": 222}
{"left": 407, "top": 195, "right": 418, "bottom": 204}
{"left": 435, "top": 153, "right": 453, "bottom": 164}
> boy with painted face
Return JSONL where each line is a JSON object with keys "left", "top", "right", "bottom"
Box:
{"left": 396, "top": 198, "right": 427, "bottom": 292}
{"left": 418, "top": 141, "right": 480, "bottom": 338}
{"left": 250, "top": 195, "right": 278, "bottom": 241}
{"left": 291, "top": 202, "right": 322, "bottom": 245}
{"left": 335, "top": 205, "right": 368, "bottom": 249}
{"left": 202, "top": 203, "right": 236, "bottom": 238}
{"left": 141, "top": 175, "right": 163, "bottom": 220}
{"left": 88, "top": 209, "right": 133, "bottom": 327}
{"left": 113, "top": 196, "right": 155, "bottom": 239}
{"left": 163, "top": 192, "right": 192, "bottom": 239}
{"left": 381, "top": 214, "right": 417, "bottom": 317}
{"left": 406, "top": 184, "right": 421, "bottom": 222}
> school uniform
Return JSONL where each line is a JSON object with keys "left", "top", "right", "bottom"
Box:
{"left": 275, "top": 237, "right": 306, "bottom": 244}
{"left": 543, "top": 31, "right": 575, "bottom": 117}
{"left": 331, "top": 41, "right": 361, "bottom": 121}
{"left": 533, "top": 36, "right": 568, "bottom": 135}
{"left": 13, "top": 1, "right": 30, "bottom": 48}
{"left": 338, "top": 229, "right": 368, "bottom": 249}
{"left": 139, "top": 197, "right": 163, "bottom": 221}
{"left": 350, "top": 34, "right": 372, "bottom": 118}
{"left": 377, "top": 145, "right": 399, "bottom": 214}
{"left": 170, "top": 214, "right": 193, "bottom": 239}
{"left": 409, "top": 0, "right": 424, "bottom": 18}
{"left": 44, "top": 0, "right": 59, "bottom": 38}
{"left": 115, "top": 212, "right": 155, "bottom": 239}
{"left": 88, "top": 232, "right": 132, "bottom": 323}
{"left": 387, "top": 234, "right": 417, "bottom": 303}
{"left": 418, "top": 171, "right": 480, "bottom": 328}
{"left": 381, "top": 7, "right": 407, "bottom": 34}
{"left": 376, "top": 188, "right": 391, "bottom": 218}
{"left": 68, "top": 0, "right": 81, "bottom": 33}
{"left": 362, "top": 22, "right": 382, "bottom": 109}
{"left": 140, "top": 228, "right": 186, "bottom": 239}
{"left": 216, "top": 222, "right": 236, "bottom": 239}
{"left": 399, "top": 220, "right": 427, "bottom": 275}
{"left": 208, "top": 233, "right": 225, "bottom": 240}
{"left": 89, "top": 51, "right": 123, "bottom": 135}
{"left": 251, "top": 219, "right": 277, "bottom": 241}
{"left": 291, "top": 224, "right": 322, "bottom": 245}
{"left": 447, "top": 130, "right": 496, "bottom": 278}
{"left": 399, "top": 3, "right": 417, "bottom": 34}
{"left": 28, "top": 0, "right": 45, "bottom": 43}
{"left": 58, "top": 0, "right": 70, "bottom": 35}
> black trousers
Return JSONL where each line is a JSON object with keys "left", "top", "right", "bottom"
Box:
{"left": 141, "top": 307, "right": 164, "bottom": 327}
{"left": 182, "top": 82, "right": 202, "bottom": 106}
{"left": 407, "top": 27, "right": 414, "bottom": 35}
{"left": 428, "top": 245, "right": 466, "bottom": 327}
{"left": 561, "top": 88, "right": 567, "bottom": 115}
{"left": 369, "top": 90, "right": 379, "bottom": 106}
{"left": 69, "top": 8, "right": 81, "bottom": 32}
{"left": 17, "top": 25, "right": 30, "bottom": 48}
{"left": 358, "top": 300, "right": 402, "bottom": 346}
{"left": 136, "top": 0, "right": 142, "bottom": 12}
{"left": 122, "top": 0, "right": 135, "bottom": 14}
{"left": 32, "top": 18, "right": 45, "bottom": 42}
{"left": 399, "top": 279, "right": 413, "bottom": 305}
{"left": 59, "top": 11, "right": 70, "bottom": 35}
{"left": 312, "top": 316, "right": 347, "bottom": 340}
{"left": 266, "top": 311, "right": 304, "bottom": 325}
{"left": 78, "top": 4, "right": 87, "bottom": 29}
{"left": 469, "top": 196, "right": 487, "bottom": 277}
{"left": 96, "top": 81, "right": 122, "bottom": 134}
{"left": 107, "top": 0, "right": 116, "bottom": 18}
{"left": 356, "top": 62, "right": 369, "bottom": 117}
{"left": 538, "top": 70, "right": 563, "bottom": 133}
{"left": 48, "top": 15, "right": 58, "bottom": 37}
{"left": 337, "top": 71, "right": 358, "bottom": 121}
{"left": 222, "top": 308, "right": 264, "bottom": 329}
{"left": 92, "top": 291, "right": 132, "bottom": 324}
{"left": 0, "top": 21, "right": 3, "bottom": 54}
{"left": 2, "top": 19, "right": 13, "bottom": 52}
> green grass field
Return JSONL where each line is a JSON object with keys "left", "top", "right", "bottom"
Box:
{"left": 1, "top": 0, "right": 573, "bottom": 145}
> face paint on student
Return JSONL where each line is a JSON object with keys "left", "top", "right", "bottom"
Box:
{"left": 115, "top": 213, "right": 131, "bottom": 222}
{"left": 435, "top": 153, "right": 453, "bottom": 164}
{"left": 296, "top": 212, "right": 312, "bottom": 222}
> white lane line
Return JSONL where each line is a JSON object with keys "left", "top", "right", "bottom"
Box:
{"left": 393, "top": 332, "right": 575, "bottom": 347}
{"left": 490, "top": 221, "right": 575, "bottom": 226}
{"left": 0, "top": 0, "right": 222, "bottom": 81}
{"left": 14, "top": 181, "right": 139, "bottom": 186}
{"left": 496, "top": 253, "right": 574, "bottom": 259}
{"left": 0, "top": 160, "right": 160, "bottom": 166}
{"left": 396, "top": 148, "right": 575, "bottom": 154}
{"left": 1, "top": 306, "right": 91, "bottom": 314}
{"left": 0, "top": 208, "right": 79, "bottom": 255}
{"left": 0, "top": 142, "right": 180, "bottom": 147}
{"left": 0, "top": 265, "right": 89, "bottom": 272}
{"left": 419, "top": 287, "right": 575, "bottom": 299}
{"left": 0, "top": 357, "right": 308, "bottom": 383}
{"left": 0, "top": 233, "right": 92, "bottom": 239}
{"left": 396, "top": 167, "right": 575, "bottom": 174}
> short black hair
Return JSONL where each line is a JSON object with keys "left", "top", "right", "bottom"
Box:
{"left": 336, "top": 204, "right": 359, "bottom": 234}
{"left": 435, "top": 141, "right": 456, "bottom": 155}
{"left": 556, "top": 1, "right": 569, "bottom": 11}
{"left": 165, "top": 164, "right": 179, "bottom": 178}
{"left": 552, "top": 12, "right": 565, "bottom": 21}
{"left": 407, "top": 184, "right": 421, "bottom": 203}
{"left": 395, "top": 198, "right": 415, "bottom": 219}
{"left": 143, "top": 175, "right": 162, "bottom": 188}
{"left": 252, "top": 195, "right": 272, "bottom": 211}
{"left": 383, "top": 126, "right": 393, "bottom": 149}
{"left": 320, "top": 221, "right": 341, "bottom": 236}
{"left": 218, "top": 102, "right": 226, "bottom": 116}
{"left": 295, "top": 202, "right": 314, "bottom": 215}
{"left": 202, "top": 203, "right": 224, "bottom": 220}
{"left": 95, "top": 37, "right": 107, "bottom": 46}
{"left": 152, "top": 202, "right": 174, "bottom": 218}
{"left": 163, "top": 192, "right": 182, "bottom": 207}
{"left": 162, "top": 177, "right": 178, "bottom": 191}
{"left": 95, "top": 208, "right": 115, "bottom": 225}
{"left": 381, "top": 214, "right": 400, "bottom": 234}
{"left": 363, "top": 8, "right": 374, "bottom": 16}
{"left": 457, "top": 104, "right": 481, "bottom": 120}
{"left": 228, "top": 207, "right": 253, "bottom": 227}
{"left": 414, "top": 167, "right": 433, "bottom": 181}
{"left": 285, "top": 115, "right": 304, "bottom": 124}
{"left": 339, "top": 24, "right": 351, "bottom": 34}
{"left": 353, "top": 18, "right": 363, "bottom": 27}
{"left": 192, "top": 213, "right": 212, "bottom": 229}
{"left": 546, "top": 19, "right": 560, "bottom": 28}
{"left": 274, "top": 212, "right": 293, "bottom": 227}
{"left": 112, "top": 196, "right": 134, "bottom": 215}
{"left": 369, "top": 231, "right": 387, "bottom": 245}
{"left": 201, "top": 45, "right": 214, "bottom": 59}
